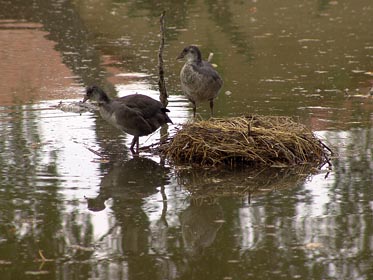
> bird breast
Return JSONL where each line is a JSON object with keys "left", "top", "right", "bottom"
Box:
{"left": 180, "top": 63, "right": 222, "bottom": 102}
{"left": 99, "top": 107, "right": 123, "bottom": 131}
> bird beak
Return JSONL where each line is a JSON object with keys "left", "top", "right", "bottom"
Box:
{"left": 176, "top": 53, "right": 185, "bottom": 60}
{"left": 82, "top": 95, "right": 89, "bottom": 103}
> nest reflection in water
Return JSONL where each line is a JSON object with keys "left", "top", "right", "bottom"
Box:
{"left": 176, "top": 164, "right": 318, "bottom": 201}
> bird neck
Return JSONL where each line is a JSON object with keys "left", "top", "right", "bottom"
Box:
{"left": 187, "top": 56, "right": 202, "bottom": 65}
{"left": 194, "top": 49, "right": 202, "bottom": 63}
{"left": 97, "top": 92, "right": 111, "bottom": 104}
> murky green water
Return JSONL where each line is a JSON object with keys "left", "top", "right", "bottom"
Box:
{"left": 0, "top": 0, "right": 373, "bottom": 279}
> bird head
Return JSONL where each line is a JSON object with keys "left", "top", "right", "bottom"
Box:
{"left": 83, "top": 86, "right": 110, "bottom": 103}
{"left": 177, "top": 45, "right": 202, "bottom": 63}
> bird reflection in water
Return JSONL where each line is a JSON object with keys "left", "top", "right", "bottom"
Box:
{"left": 86, "top": 157, "right": 170, "bottom": 212}
{"left": 180, "top": 201, "right": 224, "bottom": 256}
{"left": 86, "top": 157, "right": 170, "bottom": 255}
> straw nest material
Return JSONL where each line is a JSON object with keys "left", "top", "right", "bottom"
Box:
{"left": 159, "top": 115, "right": 331, "bottom": 167}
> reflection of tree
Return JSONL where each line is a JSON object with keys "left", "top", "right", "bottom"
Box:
{"left": 1, "top": 0, "right": 111, "bottom": 90}
{"left": 214, "top": 128, "right": 373, "bottom": 279}
{"left": 317, "top": 0, "right": 333, "bottom": 12}
{"left": 205, "top": 0, "right": 254, "bottom": 61}
{"left": 171, "top": 165, "right": 320, "bottom": 279}
{"left": 115, "top": 0, "right": 190, "bottom": 41}
{"left": 122, "top": 0, "right": 254, "bottom": 60}
{"left": 315, "top": 129, "right": 373, "bottom": 278}
{"left": 0, "top": 106, "right": 63, "bottom": 279}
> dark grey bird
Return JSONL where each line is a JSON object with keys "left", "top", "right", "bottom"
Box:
{"left": 177, "top": 45, "right": 223, "bottom": 117}
{"left": 82, "top": 86, "right": 172, "bottom": 154}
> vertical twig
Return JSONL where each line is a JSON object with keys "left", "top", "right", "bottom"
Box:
{"left": 207, "top": 52, "right": 214, "bottom": 63}
{"left": 160, "top": 184, "right": 168, "bottom": 227}
{"left": 158, "top": 11, "right": 168, "bottom": 107}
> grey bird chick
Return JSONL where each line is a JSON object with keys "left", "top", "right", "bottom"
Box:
{"left": 83, "top": 86, "right": 172, "bottom": 154}
{"left": 177, "top": 45, "right": 223, "bottom": 118}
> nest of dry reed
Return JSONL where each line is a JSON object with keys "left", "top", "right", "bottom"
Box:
{"left": 159, "top": 115, "right": 332, "bottom": 167}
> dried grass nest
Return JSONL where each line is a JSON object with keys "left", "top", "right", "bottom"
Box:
{"left": 159, "top": 115, "right": 332, "bottom": 167}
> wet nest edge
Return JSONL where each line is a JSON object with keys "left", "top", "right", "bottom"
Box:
{"left": 156, "top": 114, "right": 332, "bottom": 168}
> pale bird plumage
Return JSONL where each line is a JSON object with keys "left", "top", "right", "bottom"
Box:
{"left": 177, "top": 45, "right": 223, "bottom": 118}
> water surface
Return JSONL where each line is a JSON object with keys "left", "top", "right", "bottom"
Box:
{"left": 0, "top": 1, "right": 373, "bottom": 279}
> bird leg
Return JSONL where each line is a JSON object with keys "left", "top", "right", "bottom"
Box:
{"left": 130, "top": 136, "right": 139, "bottom": 155}
{"left": 190, "top": 100, "right": 197, "bottom": 118}
{"left": 136, "top": 139, "right": 139, "bottom": 154}
{"left": 209, "top": 99, "right": 214, "bottom": 117}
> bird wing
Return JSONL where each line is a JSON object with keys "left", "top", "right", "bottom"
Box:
{"left": 109, "top": 101, "right": 153, "bottom": 136}
{"left": 191, "top": 61, "right": 223, "bottom": 85}
{"left": 116, "top": 94, "right": 164, "bottom": 119}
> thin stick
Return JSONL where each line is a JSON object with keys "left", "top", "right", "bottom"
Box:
{"left": 158, "top": 11, "right": 168, "bottom": 107}
{"left": 85, "top": 146, "right": 103, "bottom": 157}
{"left": 207, "top": 52, "right": 214, "bottom": 62}
{"left": 38, "top": 250, "right": 47, "bottom": 262}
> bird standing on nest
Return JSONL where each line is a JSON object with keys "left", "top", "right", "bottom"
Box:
{"left": 83, "top": 86, "right": 172, "bottom": 154}
{"left": 177, "top": 45, "right": 223, "bottom": 118}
